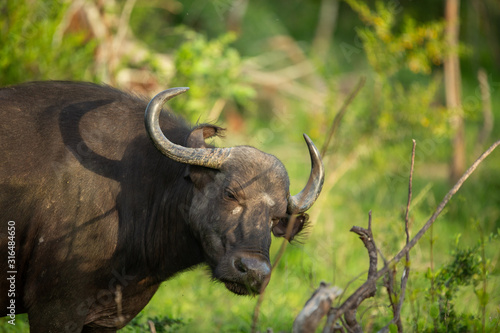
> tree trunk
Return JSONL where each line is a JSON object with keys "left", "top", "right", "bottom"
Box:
{"left": 445, "top": 0, "right": 465, "bottom": 183}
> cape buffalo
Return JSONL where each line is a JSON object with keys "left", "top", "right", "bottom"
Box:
{"left": 0, "top": 81, "right": 324, "bottom": 332}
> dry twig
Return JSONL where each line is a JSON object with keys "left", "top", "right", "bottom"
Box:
{"left": 379, "top": 140, "right": 416, "bottom": 333}
{"left": 320, "top": 76, "right": 366, "bottom": 158}
{"left": 325, "top": 139, "right": 500, "bottom": 327}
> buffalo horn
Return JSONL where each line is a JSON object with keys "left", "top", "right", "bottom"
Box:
{"left": 144, "top": 87, "right": 231, "bottom": 169}
{"left": 287, "top": 134, "right": 325, "bottom": 214}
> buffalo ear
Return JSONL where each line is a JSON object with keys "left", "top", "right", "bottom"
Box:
{"left": 272, "top": 213, "right": 310, "bottom": 242}
{"left": 186, "top": 165, "right": 216, "bottom": 190}
{"left": 184, "top": 125, "right": 224, "bottom": 189}
{"left": 186, "top": 124, "right": 225, "bottom": 149}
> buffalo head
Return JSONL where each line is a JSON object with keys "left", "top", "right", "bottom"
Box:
{"left": 145, "top": 88, "right": 324, "bottom": 295}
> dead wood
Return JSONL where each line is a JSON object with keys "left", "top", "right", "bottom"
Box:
{"left": 293, "top": 282, "right": 342, "bottom": 333}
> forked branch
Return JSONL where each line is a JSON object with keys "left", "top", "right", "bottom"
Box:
{"left": 326, "top": 139, "right": 500, "bottom": 329}
{"left": 296, "top": 139, "right": 500, "bottom": 333}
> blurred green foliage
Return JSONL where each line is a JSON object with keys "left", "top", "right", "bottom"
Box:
{"left": 425, "top": 245, "right": 482, "bottom": 332}
{"left": 0, "top": 0, "right": 96, "bottom": 85}
{"left": 171, "top": 29, "right": 256, "bottom": 122}
{"left": 414, "top": 228, "right": 500, "bottom": 332}
{"left": 345, "top": 0, "right": 449, "bottom": 75}
{"left": 345, "top": 0, "right": 452, "bottom": 141}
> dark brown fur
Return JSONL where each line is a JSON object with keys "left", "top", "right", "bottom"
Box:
{"left": 0, "top": 82, "right": 306, "bottom": 332}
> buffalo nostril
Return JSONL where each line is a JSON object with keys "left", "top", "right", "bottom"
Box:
{"left": 234, "top": 258, "right": 248, "bottom": 273}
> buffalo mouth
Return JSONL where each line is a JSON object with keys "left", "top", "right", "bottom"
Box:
{"left": 213, "top": 254, "right": 272, "bottom": 296}
{"left": 221, "top": 280, "right": 256, "bottom": 296}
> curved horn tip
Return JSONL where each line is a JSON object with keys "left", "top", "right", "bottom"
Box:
{"left": 174, "top": 86, "right": 190, "bottom": 92}
{"left": 302, "top": 134, "right": 317, "bottom": 151}
{"left": 303, "top": 133, "right": 322, "bottom": 163}
{"left": 163, "top": 86, "right": 189, "bottom": 96}
{"left": 287, "top": 133, "right": 325, "bottom": 214}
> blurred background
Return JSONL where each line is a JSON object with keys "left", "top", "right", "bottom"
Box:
{"left": 1, "top": 0, "right": 499, "bottom": 331}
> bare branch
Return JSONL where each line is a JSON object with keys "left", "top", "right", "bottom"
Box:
{"left": 404, "top": 140, "right": 416, "bottom": 241}
{"left": 385, "top": 139, "right": 499, "bottom": 271}
{"left": 367, "top": 210, "right": 372, "bottom": 231}
{"left": 350, "top": 225, "right": 377, "bottom": 280}
{"left": 320, "top": 77, "right": 366, "bottom": 158}
{"left": 382, "top": 265, "right": 398, "bottom": 332}
{"left": 328, "top": 139, "right": 500, "bottom": 325}
{"left": 398, "top": 139, "right": 416, "bottom": 310}
{"left": 343, "top": 224, "right": 378, "bottom": 332}
{"left": 379, "top": 140, "right": 416, "bottom": 333}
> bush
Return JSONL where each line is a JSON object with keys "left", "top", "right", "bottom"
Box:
{"left": 0, "top": 0, "right": 96, "bottom": 86}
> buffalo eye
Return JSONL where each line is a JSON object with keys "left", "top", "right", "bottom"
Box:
{"left": 270, "top": 217, "right": 280, "bottom": 229}
{"left": 224, "top": 188, "right": 238, "bottom": 202}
